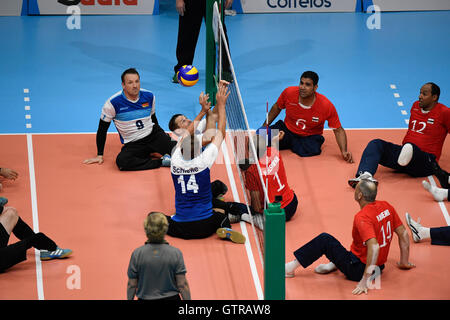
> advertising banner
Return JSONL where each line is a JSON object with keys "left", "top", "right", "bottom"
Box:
{"left": 233, "top": 0, "right": 359, "bottom": 13}
{"left": 368, "top": 0, "right": 450, "bottom": 12}
{"left": 29, "top": 0, "right": 158, "bottom": 15}
{"left": 0, "top": 0, "right": 24, "bottom": 16}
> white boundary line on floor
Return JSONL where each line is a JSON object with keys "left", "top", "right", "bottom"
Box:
{"left": 26, "top": 133, "right": 45, "bottom": 300}
{"left": 221, "top": 141, "right": 264, "bottom": 300}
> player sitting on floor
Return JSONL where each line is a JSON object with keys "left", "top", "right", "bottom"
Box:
{"left": 238, "top": 128, "right": 298, "bottom": 230}
{"left": 166, "top": 80, "right": 245, "bottom": 244}
{"left": 348, "top": 82, "right": 450, "bottom": 188}
{"left": 0, "top": 199, "right": 72, "bottom": 272}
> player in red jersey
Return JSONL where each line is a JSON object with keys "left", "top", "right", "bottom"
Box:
{"left": 285, "top": 179, "right": 414, "bottom": 295}
{"left": 349, "top": 82, "right": 450, "bottom": 188}
{"left": 262, "top": 71, "right": 353, "bottom": 163}
{"left": 242, "top": 130, "right": 298, "bottom": 225}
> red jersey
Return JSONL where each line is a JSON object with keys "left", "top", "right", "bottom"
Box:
{"left": 351, "top": 200, "right": 403, "bottom": 266}
{"left": 402, "top": 101, "right": 450, "bottom": 161}
{"left": 276, "top": 87, "right": 341, "bottom": 136}
{"left": 244, "top": 147, "right": 294, "bottom": 210}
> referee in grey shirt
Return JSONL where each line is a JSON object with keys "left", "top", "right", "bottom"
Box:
{"left": 127, "top": 212, "right": 191, "bottom": 300}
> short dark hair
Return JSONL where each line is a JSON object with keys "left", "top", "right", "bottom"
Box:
{"left": 121, "top": 68, "right": 140, "bottom": 83}
{"left": 426, "top": 82, "right": 440, "bottom": 101}
{"left": 358, "top": 179, "right": 377, "bottom": 202}
{"left": 300, "top": 71, "right": 319, "bottom": 86}
{"left": 169, "top": 114, "right": 183, "bottom": 132}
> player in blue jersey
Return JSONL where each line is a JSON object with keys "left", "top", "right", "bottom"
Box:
{"left": 84, "top": 68, "right": 177, "bottom": 171}
{"left": 167, "top": 81, "right": 245, "bottom": 243}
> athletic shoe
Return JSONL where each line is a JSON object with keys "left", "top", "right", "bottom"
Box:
{"left": 431, "top": 161, "right": 450, "bottom": 189}
{"left": 405, "top": 212, "right": 422, "bottom": 243}
{"left": 161, "top": 154, "right": 171, "bottom": 167}
{"left": 228, "top": 213, "right": 241, "bottom": 224}
{"left": 172, "top": 73, "right": 178, "bottom": 83}
{"left": 216, "top": 227, "right": 246, "bottom": 244}
{"left": 348, "top": 171, "right": 378, "bottom": 189}
{"left": 314, "top": 262, "right": 337, "bottom": 274}
{"left": 240, "top": 213, "right": 264, "bottom": 231}
{"left": 285, "top": 270, "right": 295, "bottom": 278}
{"left": 40, "top": 247, "right": 73, "bottom": 261}
{"left": 0, "top": 197, "right": 8, "bottom": 206}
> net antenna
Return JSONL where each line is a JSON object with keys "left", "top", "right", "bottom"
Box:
{"left": 212, "top": 2, "right": 270, "bottom": 270}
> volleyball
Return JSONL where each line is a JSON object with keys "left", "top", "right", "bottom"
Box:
{"left": 177, "top": 65, "right": 199, "bottom": 87}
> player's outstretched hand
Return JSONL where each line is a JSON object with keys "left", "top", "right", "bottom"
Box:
{"left": 216, "top": 81, "right": 230, "bottom": 107}
{"left": 199, "top": 92, "right": 211, "bottom": 113}
{"left": 83, "top": 155, "right": 104, "bottom": 165}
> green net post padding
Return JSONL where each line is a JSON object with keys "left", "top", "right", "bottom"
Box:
{"left": 264, "top": 202, "right": 286, "bottom": 300}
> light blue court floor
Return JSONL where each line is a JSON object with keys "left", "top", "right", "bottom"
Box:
{"left": 0, "top": 3, "right": 449, "bottom": 134}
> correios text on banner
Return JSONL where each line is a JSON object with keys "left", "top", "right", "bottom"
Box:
{"left": 267, "top": 0, "right": 331, "bottom": 9}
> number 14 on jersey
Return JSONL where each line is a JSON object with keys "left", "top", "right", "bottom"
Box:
{"left": 178, "top": 175, "right": 199, "bottom": 194}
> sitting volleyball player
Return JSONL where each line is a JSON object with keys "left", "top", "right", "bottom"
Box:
{"left": 348, "top": 82, "right": 450, "bottom": 188}
{"left": 84, "top": 68, "right": 176, "bottom": 171}
{"left": 238, "top": 129, "right": 298, "bottom": 230}
{"left": 167, "top": 81, "right": 245, "bottom": 244}
{"left": 168, "top": 92, "right": 218, "bottom": 146}
{"left": 168, "top": 92, "right": 242, "bottom": 220}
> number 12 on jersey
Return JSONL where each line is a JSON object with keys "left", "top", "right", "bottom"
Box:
{"left": 178, "top": 175, "right": 199, "bottom": 194}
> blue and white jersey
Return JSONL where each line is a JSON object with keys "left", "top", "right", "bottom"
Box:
{"left": 170, "top": 143, "right": 219, "bottom": 222}
{"left": 101, "top": 89, "right": 156, "bottom": 144}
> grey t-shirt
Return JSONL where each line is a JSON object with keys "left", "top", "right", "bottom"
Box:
{"left": 127, "top": 243, "right": 186, "bottom": 300}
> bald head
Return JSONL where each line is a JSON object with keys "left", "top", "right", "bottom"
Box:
{"left": 356, "top": 179, "right": 377, "bottom": 203}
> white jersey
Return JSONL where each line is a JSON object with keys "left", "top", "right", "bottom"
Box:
{"left": 101, "top": 89, "right": 156, "bottom": 144}
{"left": 174, "top": 118, "right": 207, "bottom": 142}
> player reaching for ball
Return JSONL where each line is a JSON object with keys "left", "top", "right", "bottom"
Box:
{"left": 166, "top": 80, "right": 246, "bottom": 244}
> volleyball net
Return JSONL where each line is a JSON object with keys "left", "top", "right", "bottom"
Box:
{"left": 207, "top": 0, "right": 286, "bottom": 300}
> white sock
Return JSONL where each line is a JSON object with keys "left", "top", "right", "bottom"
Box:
{"left": 423, "top": 180, "right": 448, "bottom": 201}
{"left": 285, "top": 260, "right": 300, "bottom": 275}
{"left": 398, "top": 143, "right": 413, "bottom": 166}
{"left": 419, "top": 227, "right": 431, "bottom": 240}
{"left": 314, "top": 262, "right": 337, "bottom": 274}
{"left": 241, "top": 213, "right": 251, "bottom": 223}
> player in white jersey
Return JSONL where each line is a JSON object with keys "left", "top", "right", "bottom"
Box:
{"left": 84, "top": 68, "right": 177, "bottom": 171}
{"left": 168, "top": 92, "right": 218, "bottom": 145}
{"left": 167, "top": 81, "right": 245, "bottom": 243}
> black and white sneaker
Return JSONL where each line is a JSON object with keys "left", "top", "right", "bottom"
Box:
{"left": 405, "top": 212, "right": 422, "bottom": 243}
{"left": 348, "top": 172, "right": 378, "bottom": 188}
